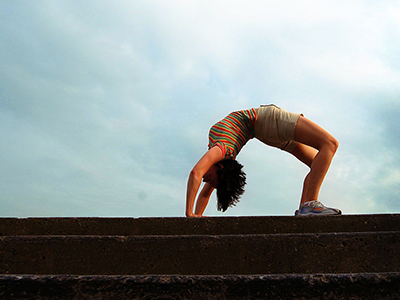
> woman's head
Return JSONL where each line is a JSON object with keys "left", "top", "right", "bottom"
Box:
{"left": 215, "top": 159, "right": 246, "bottom": 212}
{"left": 202, "top": 163, "right": 222, "bottom": 188}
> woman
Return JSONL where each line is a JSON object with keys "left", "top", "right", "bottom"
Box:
{"left": 186, "top": 104, "right": 341, "bottom": 217}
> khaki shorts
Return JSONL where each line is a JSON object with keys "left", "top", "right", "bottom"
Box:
{"left": 254, "top": 104, "right": 303, "bottom": 152}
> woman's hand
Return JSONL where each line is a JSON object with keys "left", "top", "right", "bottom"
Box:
{"left": 185, "top": 212, "right": 204, "bottom": 218}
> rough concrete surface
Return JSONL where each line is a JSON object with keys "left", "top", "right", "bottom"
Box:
{"left": 0, "top": 231, "right": 398, "bottom": 275}
{"left": 0, "top": 215, "right": 399, "bottom": 299}
{"left": 0, "top": 273, "right": 399, "bottom": 300}
{"left": 0, "top": 214, "right": 399, "bottom": 236}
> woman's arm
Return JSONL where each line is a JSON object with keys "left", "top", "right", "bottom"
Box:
{"left": 194, "top": 183, "right": 214, "bottom": 215}
{"left": 186, "top": 146, "right": 223, "bottom": 217}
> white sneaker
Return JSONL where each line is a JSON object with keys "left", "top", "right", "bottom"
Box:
{"left": 295, "top": 201, "right": 342, "bottom": 216}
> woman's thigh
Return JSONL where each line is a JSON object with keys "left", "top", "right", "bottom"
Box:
{"left": 294, "top": 116, "right": 337, "bottom": 151}
{"left": 289, "top": 142, "right": 317, "bottom": 168}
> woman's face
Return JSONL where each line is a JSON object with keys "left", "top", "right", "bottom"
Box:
{"left": 203, "top": 164, "right": 222, "bottom": 188}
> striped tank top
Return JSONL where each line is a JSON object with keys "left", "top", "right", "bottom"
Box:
{"left": 208, "top": 108, "right": 258, "bottom": 159}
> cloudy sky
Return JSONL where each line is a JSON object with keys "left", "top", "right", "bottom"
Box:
{"left": 1, "top": 0, "right": 399, "bottom": 217}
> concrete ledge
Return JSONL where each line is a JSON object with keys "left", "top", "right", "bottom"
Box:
{"left": 1, "top": 232, "right": 398, "bottom": 275}
{"left": 0, "top": 273, "right": 399, "bottom": 299}
{"left": 0, "top": 214, "right": 399, "bottom": 236}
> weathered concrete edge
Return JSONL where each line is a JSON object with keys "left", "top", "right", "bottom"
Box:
{"left": 1, "top": 231, "right": 398, "bottom": 275}
{"left": 0, "top": 273, "right": 399, "bottom": 300}
{"left": 1, "top": 214, "right": 399, "bottom": 236}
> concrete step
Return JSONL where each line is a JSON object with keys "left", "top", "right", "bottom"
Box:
{"left": 1, "top": 214, "right": 399, "bottom": 235}
{"left": 1, "top": 231, "right": 399, "bottom": 275}
{"left": 1, "top": 215, "right": 399, "bottom": 299}
{"left": 0, "top": 273, "right": 399, "bottom": 300}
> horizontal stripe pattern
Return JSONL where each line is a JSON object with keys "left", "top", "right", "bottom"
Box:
{"left": 208, "top": 108, "right": 257, "bottom": 159}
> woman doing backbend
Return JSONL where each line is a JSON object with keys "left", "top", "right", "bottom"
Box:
{"left": 186, "top": 104, "right": 341, "bottom": 217}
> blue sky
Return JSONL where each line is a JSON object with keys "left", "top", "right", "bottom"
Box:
{"left": 1, "top": 0, "right": 399, "bottom": 217}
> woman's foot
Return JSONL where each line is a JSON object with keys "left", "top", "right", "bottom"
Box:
{"left": 295, "top": 200, "right": 341, "bottom": 216}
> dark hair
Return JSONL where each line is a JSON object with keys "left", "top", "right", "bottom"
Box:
{"left": 216, "top": 159, "right": 246, "bottom": 212}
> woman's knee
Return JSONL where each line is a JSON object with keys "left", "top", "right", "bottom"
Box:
{"left": 332, "top": 136, "right": 339, "bottom": 151}
{"left": 323, "top": 135, "right": 339, "bottom": 155}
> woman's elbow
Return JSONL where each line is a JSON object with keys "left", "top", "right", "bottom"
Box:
{"left": 189, "top": 168, "right": 202, "bottom": 182}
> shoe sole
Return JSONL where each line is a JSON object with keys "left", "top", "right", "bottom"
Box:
{"left": 295, "top": 210, "right": 342, "bottom": 217}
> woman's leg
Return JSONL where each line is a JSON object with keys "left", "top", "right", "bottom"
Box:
{"left": 290, "top": 116, "right": 339, "bottom": 206}
{"left": 290, "top": 143, "right": 317, "bottom": 206}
